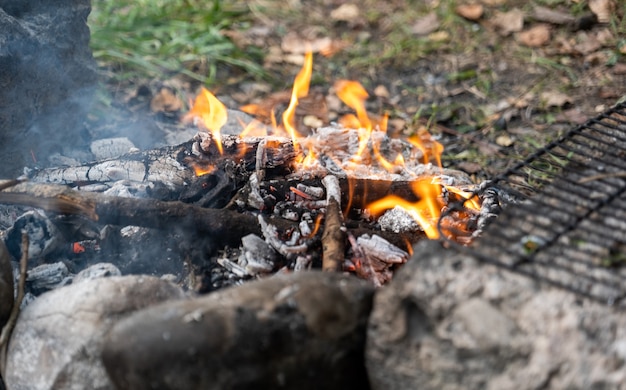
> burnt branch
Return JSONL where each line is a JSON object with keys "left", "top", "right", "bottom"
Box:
{"left": 0, "top": 181, "right": 265, "bottom": 247}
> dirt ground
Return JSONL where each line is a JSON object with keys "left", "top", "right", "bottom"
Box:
{"left": 95, "top": 0, "right": 626, "bottom": 181}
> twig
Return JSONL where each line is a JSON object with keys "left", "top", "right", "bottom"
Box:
{"left": 0, "top": 233, "right": 29, "bottom": 374}
{"left": 321, "top": 175, "right": 345, "bottom": 272}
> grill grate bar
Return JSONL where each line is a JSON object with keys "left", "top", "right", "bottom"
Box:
{"left": 452, "top": 102, "right": 626, "bottom": 306}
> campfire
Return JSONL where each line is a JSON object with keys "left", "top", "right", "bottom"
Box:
{"left": 177, "top": 51, "right": 486, "bottom": 286}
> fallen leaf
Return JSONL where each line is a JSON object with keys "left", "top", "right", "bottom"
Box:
{"left": 541, "top": 91, "right": 572, "bottom": 108}
{"left": 496, "top": 134, "right": 514, "bottom": 147}
{"left": 554, "top": 108, "right": 588, "bottom": 124}
{"left": 490, "top": 9, "right": 525, "bottom": 36}
{"left": 458, "top": 161, "right": 483, "bottom": 174}
{"left": 481, "top": 0, "right": 505, "bottom": 5}
{"left": 517, "top": 24, "right": 551, "bottom": 47}
{"left": 330, "top": 3, "right": 360, "bottom": 22}
{"left": 428, "top": 31, "right": 450, "bottom": 42}
{"left": 598, "top": 87, "right": 621, "bottom": 99}
{"left": 150, "top": 88, "right": 183, "bottom": 113}
{"left": 411, "top": 12, "right": 440, "bottom": 36}
{"left": 455, "top": 4, "right": 484, "bottom": 21}
{"left": 281, "top": 32, "right": 334, "bottom": 55}
{"left": 589, "top": 0, "right": 614, "bottom": 23}
{"left": 374, "top": 85, "right": 390, "bottom": 99}
{"left": 611, "top": 63, "right": 626, "bottom": 75}
{"left": 303, "top": 115, "right": 324, "bottom": 128}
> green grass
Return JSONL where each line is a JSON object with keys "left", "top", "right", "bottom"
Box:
{"left": 89, "top": 0, "right": 266, "bottom": 84}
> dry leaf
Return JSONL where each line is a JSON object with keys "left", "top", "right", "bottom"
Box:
{"left": 411, "top": 12, "right": 440, "bottom": 36}
{"left": 480, "top": 0, "right": 505, "bottom": 5}
{"left": 611, "top": 63, "right": 626, "bottom": 75}
{"left": 496, "top": 134, "right": 514, "bottom": 147}
{"left": 150, "top": 88, "right": 183, "bottom": 113}
{"left": 598, "top": 87, "right": 621, "bottom": 99}
{"left": 573, "top": 32, "right": 602, "bottom": 55}
{"left": 330, "top": 3, "right": 360, "bottom": 22}
{"left": 428, "top": 31, "right": 450, "bottom": 42}
{"left": 589, "top": 0, "right": 614, "bottom": 23}
{"left": 281, "top": 32, "right": 334, "bottom": 54}
{"left": 554, "top": 108, "right": 588, "bottom": 125}
{"left": 517, "top": 24, "right": 551, "bottom": 47}
{"left": 374, "top": 85, "right": 390, "bottom": 99}
{"left": 458, "top": 161, "right": 483, "bottom": 174}
{"left": 456, "top": 4, "right": 484, "bottom": 21}
{"left": 541, "top": 91, "right": 572, "bottom": 108}
{"left": 490, "top": 9, "right": 525, "bottom": 36}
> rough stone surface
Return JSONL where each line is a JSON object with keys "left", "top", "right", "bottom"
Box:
{"left": 4, "top": 275, "right": 185, "bottom": 390}
{"left": 0, "top": 0, "right": 96, "bottom": 176}
{"left": 366, "top": 240, "right": 626, "bottom": 390}
{"left": 102, "top": 271, "right": 375, "bottom": 390}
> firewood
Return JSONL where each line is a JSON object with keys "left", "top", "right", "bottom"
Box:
{"left": 321, "top": 176, "right": 345, "bottom": 272}
{"left": 0, "top": 181, "right": 265, "bottom": 247}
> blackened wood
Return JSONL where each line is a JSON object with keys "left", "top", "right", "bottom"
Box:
{"left": 0, "top": 182, "right": 263, "bottom": 247}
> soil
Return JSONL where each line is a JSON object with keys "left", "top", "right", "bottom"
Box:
{"left": 93, "top": 0, "right": 626, "bottom": 182}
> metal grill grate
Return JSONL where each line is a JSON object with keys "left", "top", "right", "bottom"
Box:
{"left": 454, "top": 101, "right": 626, "bottom": 307}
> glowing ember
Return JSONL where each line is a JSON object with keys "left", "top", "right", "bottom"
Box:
{"left": 185, "top": 87, "right": 228, "bottom": 154}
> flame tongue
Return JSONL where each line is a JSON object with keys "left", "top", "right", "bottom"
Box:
{"left": 282, "top": 51, "right": 313, "bottom": 147}
{"left": 186, "top": 87, "right": 228, "bottom": 154}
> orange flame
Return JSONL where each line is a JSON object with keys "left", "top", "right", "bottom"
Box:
{"left": 367, "top": 178, "right": 444, "bottom": 239}
{"left": 282, "top": 52, "right": 313, "bottom": 149}
{"left": 192, "top": 163, "right": 217, "bottom": 177}
{"left": 185, "top": 87, "right": 228, "bottom": 154}
{"left": 335, "top": 80, "right": 372, "bottom": 158}
{"left": 408, "top": 128, "right": 444, "bottom": 168}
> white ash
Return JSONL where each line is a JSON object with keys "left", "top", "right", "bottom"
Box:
{"left": 357, "top": 234, "right": 409, "bottom": 264}
{"left": 258, "top": 215, "right": 308, "bottom": 259}
{"left": 377, "top": 206, "right": 421, "bottom": 233}
{"left": 217, "top": 257, "right": 249, "bottom": 278}
{"left": 74, "top": 262, "right": 121, "bottom": 283}
{"left": 90, "top": 137, "right": 136, "bottom": 160}
{"left": 25, "top": 262, "right": 71, "bottom": 291}
{"left": 238, "top": 234, "right": 277, "bottom": 275}
{"left": 294, "top": 255, "right": 312, "bottom": 271}
{"left": 296, "top": 183, "right": 324, "bottom": 199}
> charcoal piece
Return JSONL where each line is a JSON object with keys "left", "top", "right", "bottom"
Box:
{"left": 102, "top": 271, "right": 374, "bottom": 390}
{"left": 178, "top": 168, "right": 236, "bottom": 208}
{"left": 0, "top": 0, "right": 97, "bottom": 176}
{"left": 4, "top": 210, "right": 62, "bottom": 261}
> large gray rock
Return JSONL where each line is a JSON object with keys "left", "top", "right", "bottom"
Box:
{"left": 102, "top": 271, "right": 374, "bottom": 390}
{"left": 4, "top": 275, "right": 185, "bottom": 390}
{"left": 366, "top": 240, "right": 626, "bottom": 390}
{"left": 0, "top": 0, "right": 96, "bottom": 176}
